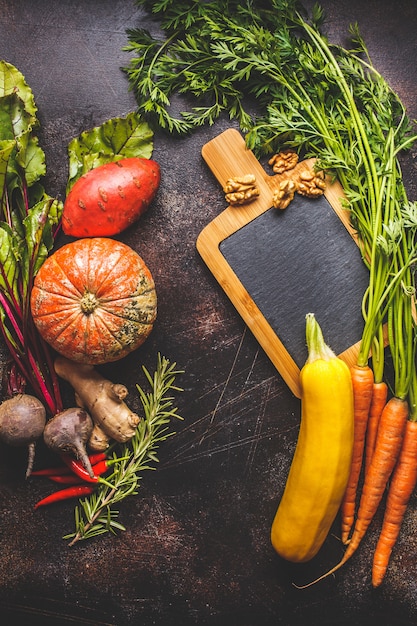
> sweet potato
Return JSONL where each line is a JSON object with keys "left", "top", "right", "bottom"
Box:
{"left": 62, "top": 157, "right": 161, "bottom": 237}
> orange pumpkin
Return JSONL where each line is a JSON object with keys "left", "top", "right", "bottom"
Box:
{"left": 31, "top": 238, "right": 157, "bottom": 365}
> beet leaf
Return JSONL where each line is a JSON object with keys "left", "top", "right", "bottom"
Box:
{"left": 0, "top": 60, "right": 63, "bottom": 414}
{"left": 66, "top": 110, "right": 154, "bottom": 192}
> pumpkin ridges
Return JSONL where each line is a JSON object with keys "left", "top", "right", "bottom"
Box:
{"left": 98, "top": 292, "right": 157, "bottom": 324}
{"left": 83, "top": 239, "right": 125, "bottom": 298}
{"left": 78, "top": 312, "right": 153, "bottom": 363}
{"left": 33, "top": 285, "right": 157, "bottom": 325}
{"left": 84, "top": 312, "right": 110, "bottom": 360}
{"left": 52, "top": 239, "right": 109, "bottom": 297}
{"left": 48, "top": 308, "right": 127, "bottom": 363}
{"left": 31, "top": 238, "right": 157, "bottom": 365}
{"left": 33, "top": 257, "right": 84, "bottom": 301}
{"left": 30, "top": 291, "right": 81, "bottom": 315}
{"left": 30, "top": 291, "right": 83, "bottom": 324}
{"left": 33, "top": 307, "right": 84, "bottom": 345}
{"left": 92, "top": 250, "right": 154, "bottom": 300}
{"left": 56, "top": 238, "right": 151, "bottom": 302}
{"left": 94, "top": 317, "right": 150, "bottom": 354}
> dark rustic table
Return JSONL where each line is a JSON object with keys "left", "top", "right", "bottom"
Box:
{"left": 1, "top": 1, "right": 417, "bottom": 625}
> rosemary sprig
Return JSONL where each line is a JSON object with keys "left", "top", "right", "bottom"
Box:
{"left": 65, "top": 354, "right": 183, "bottom": 546}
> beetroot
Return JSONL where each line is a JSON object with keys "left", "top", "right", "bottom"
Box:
{"left": 43, "top": 407, "right": 95, "bottom": 477}
{"left": 62, "top": 157, "right": 161, "bottom": 237}
{"left": 0, "top": 394, "right": 47, "bottom": 478}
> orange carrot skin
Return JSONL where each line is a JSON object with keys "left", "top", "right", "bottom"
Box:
{"left": 372, "top": 418, "right": 417, "bottom": 587}
{"left": 341, "top": 364, "right": 374, "bottom": 543}
{"left": 343, "top": 396, "right": 409, "bottom": 562}
{"left": 296, "top": 398, "right": 410, "bottom": 589}
{"left": 365, "top": 381, "right": 388, "bottom": 474}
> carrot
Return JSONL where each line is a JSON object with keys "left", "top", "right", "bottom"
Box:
{"left": 340, "top": 364, "right": 374, "bottom": 544}
{"left": 342, "top": 396, "right": 408, "bottom": 556}
{"left": 372, "top": 418, "right": 417, "bottom": 587}
{"left": 364, "top": 381, "right": 388, "bottom": 474}
{"left": 296, "top": 396, "right": 409, "bottom": 588}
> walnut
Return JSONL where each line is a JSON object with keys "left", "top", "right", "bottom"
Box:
{"left": 268, "top": 150, "right": 299, "bottom": 174}
{"left": 223, "top": 174, "right": 260, "bottom": 206}
{"left": 272, "top": 179, "right": 297, "bottom": 210}
{"left": 297, "top": 169, "right": 326, "bottom": 198}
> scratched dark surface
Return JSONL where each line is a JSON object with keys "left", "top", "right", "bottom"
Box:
{"left": 0, "top": 1, "right": 417, "bottom": 625}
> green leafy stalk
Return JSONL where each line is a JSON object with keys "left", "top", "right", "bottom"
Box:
{"left": 125, "top": 0, "right": 417, "bottom": 394}
{"left": 0, "top": 60, "right": 63, "bottom": 413}
{"left": 65, "top": 355, "right": 183, "bottom": 546}
{"left": 388, "top": 199, "right": 417, "bottom": 402}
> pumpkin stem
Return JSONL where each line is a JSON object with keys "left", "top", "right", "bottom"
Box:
{"left": 80, "top": 291, "right": 98, "bottom": 315}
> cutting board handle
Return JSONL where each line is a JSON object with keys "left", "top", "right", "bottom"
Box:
{"left": 201, "top": 128, "right": 272, "bottom": 197}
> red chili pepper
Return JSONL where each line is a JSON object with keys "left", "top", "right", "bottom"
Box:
{"left": 32, "top": 452, "right": 108, "bottom": 477}
{"left": 34, "top": 485, "right": 95, "bottom": 509}
{"left": 90, "top": 460, "right": 112, "bottom": 477}
{"left": 62, "top": 454, "right": 124, "bottom": 483}
{"left": 31, "top": 465, "right": 73, "bottom": 477}
{"left": 48, "top": 474, "right": 86, "bottom": 485}
{"left": 47, "top": 460, "right": 113, "bottom": 485}
{"left": 85, "top": 452, "right": 108, "bottom": 465}
{"left": 61, "top": 455, "right": 99, "bottom": 483}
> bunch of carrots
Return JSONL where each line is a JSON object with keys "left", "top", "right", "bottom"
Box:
{"left": 337, "top": 209, "right": 417, "bottom": 587}
{"left": 303, "top": 131, "right": 417, "bottom": 589}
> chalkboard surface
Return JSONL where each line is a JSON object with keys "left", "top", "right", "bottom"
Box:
{"left": 219, "top": 193, "right": 369, "bottom": 370}
{"left": 197, "top": 128, "right": 370, "bottom": 397}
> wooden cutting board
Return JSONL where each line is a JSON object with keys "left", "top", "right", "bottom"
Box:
{"left": 196, "top": 128, "right": 370, "bottom": 397}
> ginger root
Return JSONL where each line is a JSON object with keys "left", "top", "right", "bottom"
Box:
{"left": 54, "top": 356, "right": 140, "bottom": 452}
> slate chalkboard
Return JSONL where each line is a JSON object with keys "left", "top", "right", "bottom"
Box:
{"left": 219, "top": 193, "right": 369, "bottom": 370}
{"left": 197, "top": 128, "right": 370, "bottom": 397}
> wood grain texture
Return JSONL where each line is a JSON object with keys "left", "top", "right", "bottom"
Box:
{"left": 197, "top": 128, "right": 367, "bottom": 397}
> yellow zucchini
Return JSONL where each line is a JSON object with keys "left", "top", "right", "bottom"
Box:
{"left": 271, "top": 313, "right": 354, "bottom": 563}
